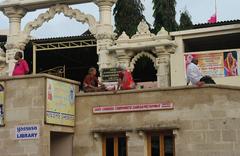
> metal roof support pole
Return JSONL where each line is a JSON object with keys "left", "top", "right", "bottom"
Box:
{"left": 33, "top": 44, "right": 36, "bottom": 74}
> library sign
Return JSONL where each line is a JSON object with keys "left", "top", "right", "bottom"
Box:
{"left": 15, "top": 124, "right": 40, "bottom": 140}
{"left": 93, "top": 102, "right": 174, "bottom": 114}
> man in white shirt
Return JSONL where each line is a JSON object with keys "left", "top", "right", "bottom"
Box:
{"left": 187, "top": 58, "right": 204, "bottom": 86}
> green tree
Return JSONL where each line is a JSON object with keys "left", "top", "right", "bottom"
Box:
{"left": 113, "top": 0, "right": 146, "bottom": 37}
{"left": 152, "top": 0, "right": 178, "bottom": 33}
{"left": 179, "top": 10, "right": 193, "bottom": 30}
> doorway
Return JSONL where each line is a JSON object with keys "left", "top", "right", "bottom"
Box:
{"left": 102, "top": 133, "right": 127, "bottom": 156}
{"left": 50, "top": 132, "right": 73, "bottom": 156}
{"left": 132, "top": 56, "right": 157, "bottom": 82}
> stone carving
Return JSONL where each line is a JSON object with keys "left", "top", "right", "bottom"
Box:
{"left": 95, "top": 32, "right": 116, "bottom": 40}
{"left": 0, "top": 48, "right": 7, "bottom": 76}
{"left": 156, "top": 27, "right": 171, "bottom": 40}
{"left": 157, "top": 27, "right": 168, "bottom": 36}
{"left": 117, "top": 31, "right": 129, "bottom": 40}
{"left": 3, "top": 6, "right": 26, "bottom": 19}
{"left": 24, "top": 4, "right": 97, "bottom": 35}
{"left": 5, "top": 32, "right": 29, "bottom": 50}
{"left": 132, "top": 20, "right": 154, "bottom": 39}
{"left": 130, "top": 51, "right": 157, "bottom": 70}
{"left": 95, "top": 0, "right": 117, "bottom": 6}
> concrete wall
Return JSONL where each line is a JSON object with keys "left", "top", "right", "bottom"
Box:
{"left": 1, "top": 74, "right": 240, "bottom": 156}
{"left": 75, "top": 86, "right": 240, "bottom": 156}
{"left": 0, "top": 74, "right": 78, "bottom": 156}
{"left": 0, "top": 77, "right": 45, "bottom": 156}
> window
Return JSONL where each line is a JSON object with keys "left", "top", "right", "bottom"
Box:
{"left": 147, "top": 131, "right": 175, "bottom": 156}
{"left": 102, "top": 134, "right": 127, "bottom": 156}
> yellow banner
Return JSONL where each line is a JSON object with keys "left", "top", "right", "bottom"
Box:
{"left": 46, "top": 79, "right": 75, "bottom": 126}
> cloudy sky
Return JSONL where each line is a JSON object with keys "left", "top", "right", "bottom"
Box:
{"left": 0, "top": 0, "right": 239, "bottom": 38}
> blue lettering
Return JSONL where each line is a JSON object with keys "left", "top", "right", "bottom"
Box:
{"left": 17, "top": 126, "right": 38, "bottom": 133}
{"left": 17, "top": 133, "right": 38, "bottom": 139}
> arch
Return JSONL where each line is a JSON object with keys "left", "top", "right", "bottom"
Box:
{"left": 130, "top": 52, "right": 157, "bottom": 70}
{"left": 23, "top": 4, "right": 97, "bottom": 36}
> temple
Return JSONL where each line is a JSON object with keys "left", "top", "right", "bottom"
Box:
{"left": 0, "top": 0, "right": 240, "bottom": 156}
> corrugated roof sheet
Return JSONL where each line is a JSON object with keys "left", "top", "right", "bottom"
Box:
{"left": 193, "top": 19, "right": 240, "bottom": 29}
{"left": 31, "top": 30, "right": 95, "bottom": 43}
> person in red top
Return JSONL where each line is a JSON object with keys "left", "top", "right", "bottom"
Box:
{"left": 83, "top": 67, "right": 106, "bottom": 92}
{"left": 12, "top": 52, "right": 29, "bottom": 76}
{"left": 117, "top": 65, "right": 135, "bottom": 90}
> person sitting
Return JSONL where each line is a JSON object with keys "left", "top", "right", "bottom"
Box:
{"left": 117, "top": 65, "right": 135, "bottom": 90}
{"left": 187, "top": 58, "right": 215, "bottom": 86}
{"left": 83, "top": 67, "right": 106, "bottom": 92}
{"left": 12, "top": 52, "right": 29, "bottom": 76}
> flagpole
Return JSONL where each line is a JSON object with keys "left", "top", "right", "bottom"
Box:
{"left": 215, "top": 0, "right": 217, "bottom": 21}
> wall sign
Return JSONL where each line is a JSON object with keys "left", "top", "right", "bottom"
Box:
{"left": 93, "top": 102, "right": 174, "bottom": 114}
{"left": 46, "top": 79, "right": 75, "bottom": 126}
{"left": 102, "top": 68, "right": 120, "bottom": 82}
{"left": 15, "top": 124, "right": 40, "bottom": 140}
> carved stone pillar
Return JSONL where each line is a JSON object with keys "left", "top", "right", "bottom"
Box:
{"left": 0, "top": 48, "right": 7, "bottom": 76}
{"left": 155, "top": 46, "right": 171, "bottom": 87}
{"left": 96, "top": 34, "right": 117, "bottom": 70}
{"left": 95, "top": 0, "right": 117, "bottom": 72}
{"left": 3, "top": 6, "right": 26, "bottom": 76}
{"left": 116, "top": 50, "right": 134, "bottom": 70}
{"left": 154, "top": 27, "right": 177, "bottom": 87}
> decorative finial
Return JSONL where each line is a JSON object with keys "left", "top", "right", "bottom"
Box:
{"left": 118, "top": 31, "right": 130, "bottom": 40}
{"left": 157, "top": 27, "right": 168, "bottom": 36}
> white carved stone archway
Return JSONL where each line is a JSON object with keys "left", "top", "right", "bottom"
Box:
{"left": 130, "top": 51, "right": 157, "bottom": 71}
{"left": 23, "top": 4, "right": 97, "bottom": 37}
{"left": 2, "top": 1, "right": 116, "bottom": 76}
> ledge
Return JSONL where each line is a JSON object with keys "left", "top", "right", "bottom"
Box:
{"left": 136, "top": 121, "right": 180, "bottom": 131}
{"left": 91, "top": 123, "right": 180, "bottom": 133}
{"left": 91, "top": 127, "right": 133, "bottom": 133}
{"left": 170, "top": 24, "right": 240, "bottom": 37}
{"left": 0, "top": 74, "right": 80, "bottom": 85}
{"left": 76, "top": 84, "right": 240, "bottom": 97}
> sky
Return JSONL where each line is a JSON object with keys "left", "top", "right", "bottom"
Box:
{"left": 0, "top": 0, "right": 240, "bottom": 38}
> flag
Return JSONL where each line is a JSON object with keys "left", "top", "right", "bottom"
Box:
{"left": 208, "top": 13, "right": 217, "bottom": 23}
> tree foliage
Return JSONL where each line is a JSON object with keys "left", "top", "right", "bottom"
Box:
{"left": 113, "top": 0, "right": 145, "bottom": 37}
{"left": 152, "top": 0, "right": 178, "bottom": 33}
{"left": 179, "top": 10, "right": 193, "bottom": 30}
